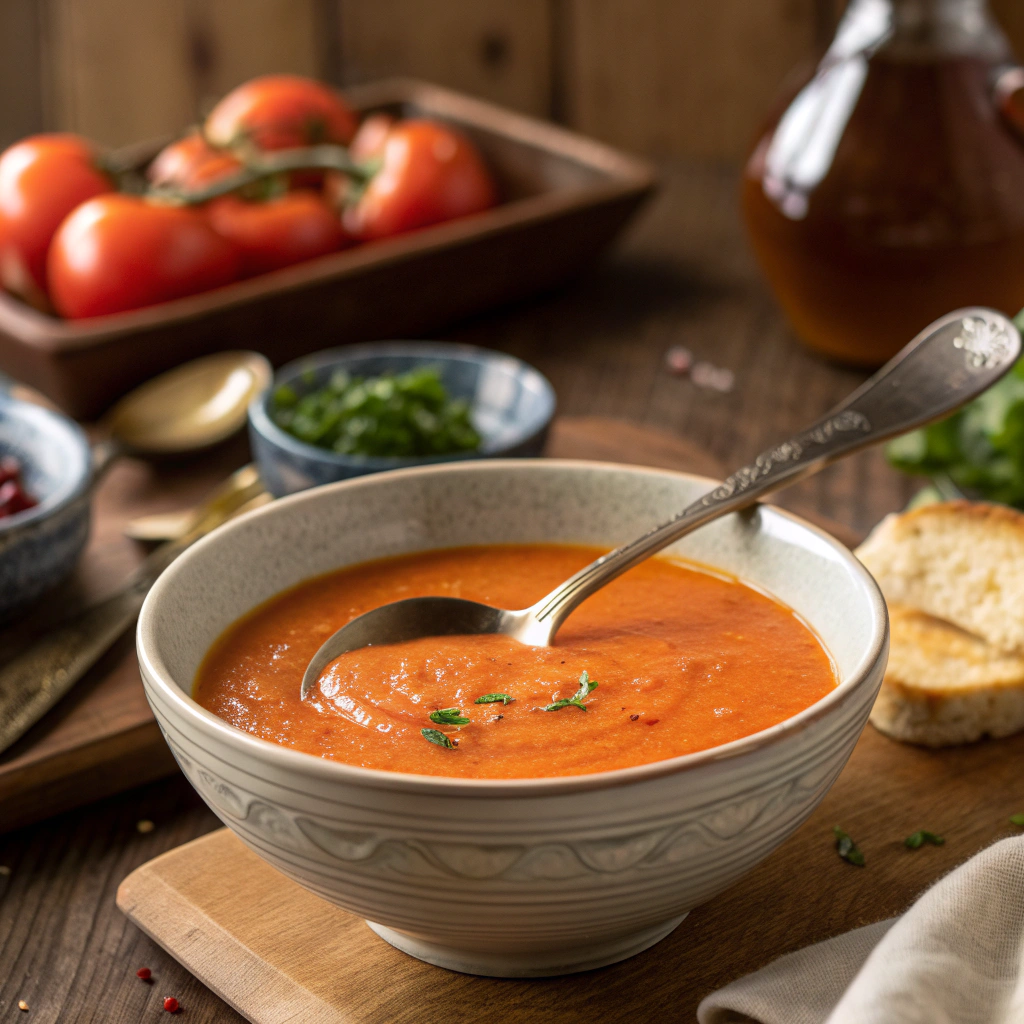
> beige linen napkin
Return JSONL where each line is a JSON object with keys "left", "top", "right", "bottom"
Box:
{"left": 698, "top": 836, "right": 1024, "bottom": 1024}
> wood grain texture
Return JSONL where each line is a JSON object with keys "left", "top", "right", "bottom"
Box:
{"left": 39, "top": 0, "right": 320, "bottom": 146}
{"left": 0, "top": 0, "right": 44, "bottom": 149}
{"left": 116, "top": 728, "right": 1024, "bottom": 1023}
{"left": 19, "top": 0, "right": 1024, "bottom": 162}
{"left": 338, "top": 0, "right": 552, "bottom": 117}
{"left": 42, "top": 0, "right": 196, "bottom": 146}
{"left": 186, "top": 0, "right": 319, "bottom": 118}
{"left": 562, "top": 0, "right": 818, "bottom": 160}
{"left": 991, "top": 0, "right": 1024, "bottom": 56}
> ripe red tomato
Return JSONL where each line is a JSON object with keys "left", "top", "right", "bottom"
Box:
{"left": 349, "top": 113, "right": 395, "bottom": 162}
{"left": 148, "top": 132, "right": 241, "bottom": 191}
{"left": 206, "top": 192, "right": 349, "bottom": 277}
{"left": 0, "top": 134, "right": 113, "bottom": 306}
{"left": 48, "top": 195, "right": 240, "bottom": 319}
{"left": 204, "top": 75, "right": 358, "bottom": 152}
{"left": 344, "top": 120, "right": 497, "bottom": 241}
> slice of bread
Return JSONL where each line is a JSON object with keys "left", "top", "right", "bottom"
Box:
{"left": 869, "top": 605, "right": 1024, "bottom": 746}
{"left": 856, "top": 501, "right": 1024, "bottom": 656}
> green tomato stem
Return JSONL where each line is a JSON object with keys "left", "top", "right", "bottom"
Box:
{"left": 147, "top": 144, "right": 373, "bottom": 205}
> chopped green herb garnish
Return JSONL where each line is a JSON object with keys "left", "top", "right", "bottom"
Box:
{"left": 421, "top": 728, "right": 457, "bottom": 749}
{"left": 833, "top": 826, "right": 865, "bottom": 866}
{"left": 537, "top": 671, "right": 599, "bottom": 712}
{"left": 474, "top": 693, "right": 514, "bottom": 705}
{"left": 1010, "top": 813, "right": 1024, "bottom": 827}
{"left": 273, "top": 383, "right": 299, "bottom": 408}
{"left": 270, "top": 366, "right": 481, "bottom": 458}
{"left": 905, "top": 830, "right": 945, "bottom": 849}
{"left": 429, "top": 707, "right": 470, "bottom": 725}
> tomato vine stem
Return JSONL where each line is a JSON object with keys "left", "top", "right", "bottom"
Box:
{"left": 146, "top": 144, "right": 373, "bottom": 205}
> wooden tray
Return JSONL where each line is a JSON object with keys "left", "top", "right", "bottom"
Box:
{"left": 0, "top": 417, "right": 857, "bottom": 835}
{"left": 115, "top": 687, "right": 1024, "bottom": 1022}
{"left": 0, "top": 80, "right": 656, "bottom": 419}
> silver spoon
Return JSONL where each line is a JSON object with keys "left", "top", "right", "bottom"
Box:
{"left": 301, "top": 307, "right": 1021, "bottom": 698}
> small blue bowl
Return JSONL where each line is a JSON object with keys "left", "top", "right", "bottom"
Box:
{"left": 0, "top": 397, "right": 92, "bottom": 619}
{"left": 249, "top": 342, "right": 557, "bottom": 497}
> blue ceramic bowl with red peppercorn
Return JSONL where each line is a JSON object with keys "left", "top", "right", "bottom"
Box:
{"left": 0, "top": 395, "right": 92, "bottom": 619}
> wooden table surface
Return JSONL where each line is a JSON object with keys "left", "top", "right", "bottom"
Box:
{"left": 0, "top": 163, "right": 919, "bottom": 1023}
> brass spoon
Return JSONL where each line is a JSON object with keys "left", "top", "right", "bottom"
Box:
{"left": 93, "top": 351, "right": 272, "bottom": 473}
{"left": 124, "top": 464, "right": 264, "bottom": 542}
{"left": 88, "top": 351, "right": 271, "bottom": 541}
{"left": 301, "top": 307, "right": 1021, "bottom": 697}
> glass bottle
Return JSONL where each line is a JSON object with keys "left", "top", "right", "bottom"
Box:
{"left": 742, "top": 0, "right": 1024, "bottom": 366}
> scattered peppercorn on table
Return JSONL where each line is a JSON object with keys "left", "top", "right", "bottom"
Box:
{"left": 1, "top": 164, "right": 1019, "bottom": 1022}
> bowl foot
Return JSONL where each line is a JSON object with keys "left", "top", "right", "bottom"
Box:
{"left": 365, "top": 913, "right": 688, "bottom": 977}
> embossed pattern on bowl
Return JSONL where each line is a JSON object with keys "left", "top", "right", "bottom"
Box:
{"left": 137, "top": 461, "right": 888, "bottom": 977}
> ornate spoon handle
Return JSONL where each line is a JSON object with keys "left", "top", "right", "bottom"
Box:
{"left": 525, "top": 308, "right": 1020, "bottom": 641}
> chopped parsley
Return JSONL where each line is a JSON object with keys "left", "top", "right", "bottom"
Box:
{"left": 537, "top": 671, "right": 598, "bottom": 712}
{"left": 271, "top": 366, "right": 481, "bottom": 458}
{"left": 429, "top": 707, "right": 470, "bottom": 726}
{"left": 1010, "top": 813, "right": 1024, "bottom": 827}
{"left": 833, "top": 826, "right": 865, "bottom": 866}
{"left": 421, "top": 728, "right": 457, "bottom": 749}
{"left": 905, "top": 830, "right": 945, "bottom": 849}
{"left": 474, "top": 693, "right": 514, "bottom": 705}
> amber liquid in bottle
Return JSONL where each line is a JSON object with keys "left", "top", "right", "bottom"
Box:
{"left": 743, "top": 4, "right": 1024, "bottom": 366}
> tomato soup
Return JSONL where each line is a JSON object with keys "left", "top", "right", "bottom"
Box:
{"left": 194, "top": 544, "right": 836, "bottom": 778}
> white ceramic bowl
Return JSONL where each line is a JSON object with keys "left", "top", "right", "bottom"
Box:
{"left": 137, "top": 461, "right": 888, "bottom": 977}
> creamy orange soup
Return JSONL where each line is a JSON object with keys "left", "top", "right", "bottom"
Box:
{"left": 194, "top": 544, "right": 836, "bottom": 778}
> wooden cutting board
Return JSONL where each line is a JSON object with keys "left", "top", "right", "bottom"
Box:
{"left": 0, "top": 416, "right": 857, "bottom": 834}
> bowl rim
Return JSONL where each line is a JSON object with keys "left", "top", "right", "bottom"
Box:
{"left": 247, "top": 340, "right": 557, "bottom": 470}
{"left": 138, "top": 458, "right": 889, "bottom": 798}
{"left": 0, "top": 396, "right": 92, "bottom": 531}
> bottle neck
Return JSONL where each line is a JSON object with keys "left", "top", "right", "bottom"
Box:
{"left": 840, "top": 0, "right": 1009, "bottom": 60}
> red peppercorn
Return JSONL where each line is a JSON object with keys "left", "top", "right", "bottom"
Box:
{"left": 136, "top": 967, "right": 152, "bottom": 980}
{"left": 163, "top": 996, "right": 179, "bottom": 1012}
{"left": 0, "top": 456, "right": 20, "bottom": 487}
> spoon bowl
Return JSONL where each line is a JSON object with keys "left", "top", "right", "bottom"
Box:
{"left": 302, "top": 307, "right": 1021, "bottom": 698}
{"left": 104, "top": 351, "right": 271, "bottom": 456}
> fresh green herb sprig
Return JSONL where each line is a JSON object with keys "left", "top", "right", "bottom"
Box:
{"left": 886, "top": 317, "right": 1024, "bottom": 505}
{"left": 833, "top": 826, "right": 865, "bottom": 867}
{"left": 475, "top": 693, "right": 514, "bottom": 705}
{"left": 1010, "top": 813, "right": 1024, "bottom": 827}
{"left": 429, "top": 707, "right": 470, "bottom": 726}
{"left": 421, "top": 728, "right": 458, "bottom": 749}
{"left": 271, "top": 366, "right": 481, "bottom": 459}
{"left": 537, "top": 671, "right": 598, "bottom": 712}
{"left": 905, "top": 830, "right": 945, "bottom": 849}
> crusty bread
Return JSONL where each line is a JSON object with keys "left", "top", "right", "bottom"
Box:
{"left": 869, "top": 605, "right": 1024, "bottom": 747}
{"left": 856, "top": 501, "right": 1024, "bottom": 656}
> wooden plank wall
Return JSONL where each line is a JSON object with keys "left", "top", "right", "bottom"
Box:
{"left": 2, "top": 0, "right": 1024, "bottom": 157}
